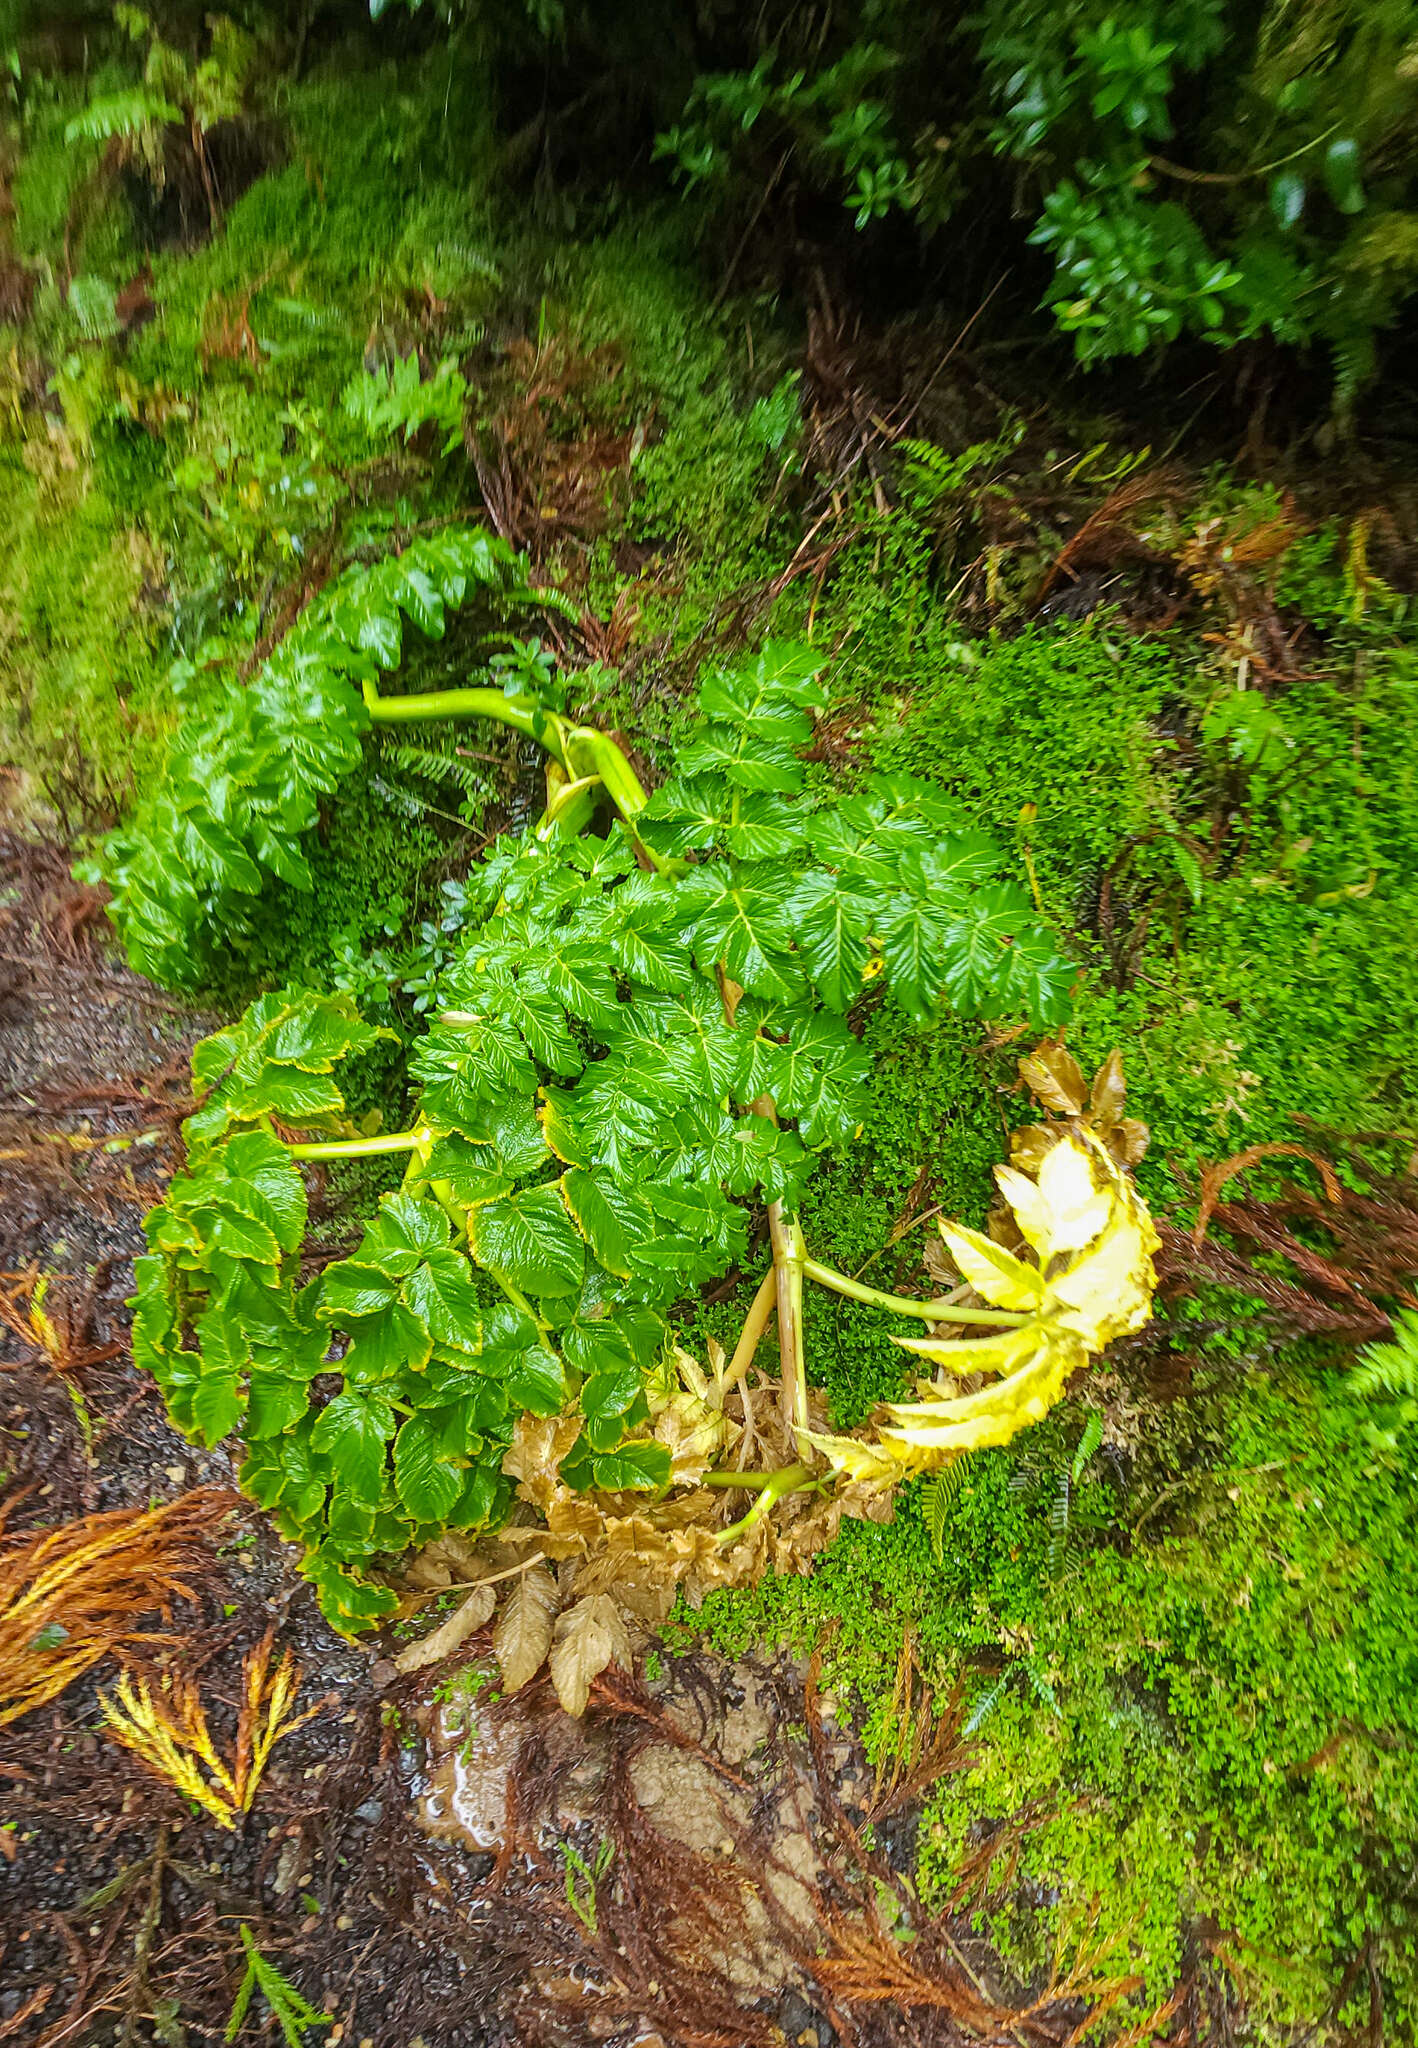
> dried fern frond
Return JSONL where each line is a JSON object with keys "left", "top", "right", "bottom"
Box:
{"left": 100, "top": 1628, "right": 323, "bottom": 1829}
{"left": 0, "top": 1489, "right": 235, "bottom": 1727}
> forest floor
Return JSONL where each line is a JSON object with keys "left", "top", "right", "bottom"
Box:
{"left": 1, "top": 835, "right": 1053, "bottom": 2048}
{"left": 4, "top": 50, "right": 1418, "bottom": 2048}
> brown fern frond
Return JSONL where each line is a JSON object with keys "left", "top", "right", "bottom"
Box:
{"left": 0, "top": 1489, "right": 235, "bottom": 1726}
{"left": 1035, "top": 469, "right": 1181, "bottom": 604}
{"left": 1161, "top": 1126, "right": 1418, "bottom": 1340}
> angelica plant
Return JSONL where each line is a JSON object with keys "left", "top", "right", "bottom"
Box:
{"left": 129, "top": 623, "right": 1158, "bottom": 1649}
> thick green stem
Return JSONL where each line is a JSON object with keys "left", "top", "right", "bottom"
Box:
{"left": 716, "top": 1462, "right": 817, "bottom": 1544}
{"left": 801, "top": 1256, "right": 1028, "bottom": 1327}
{"left": 362, "top": 680, "right": 569, "bottom": 766}
{"left": 362, "top": 678, "right": 667, "bottom": 867}
{"left": 286, "top": 1129, "right": 427, "bottom": 1162}
{"left": 566, "top": 727, "right": 649, "bottom": 819}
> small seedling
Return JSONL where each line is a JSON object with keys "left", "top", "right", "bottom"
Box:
{"left": 562, "top": 1838, "right": 614, "bottom": 1937}
{"left": 224, "top": 1925, "right": 330, "bottom": 2048}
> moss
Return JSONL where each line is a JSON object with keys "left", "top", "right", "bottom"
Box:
{"left": 0, "top": 453, "right": 169, "bottom": 805}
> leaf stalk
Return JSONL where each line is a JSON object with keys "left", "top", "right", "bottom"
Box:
{"left": 800, "top": 1256, "right": 1027, "bottom": 1326}
{"left": 286, "top": 1129, "right": 428, "bottom": 1162}
{"left": 715, "top": 1462, "right": 818, "bottom": 1543}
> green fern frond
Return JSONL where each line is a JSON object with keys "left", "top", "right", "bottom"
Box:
{"left": 921, "top": 1455, "right": 971, "bottom": 1561}
{"left": 1071, "top": 1408, "right": 1104, "bottom": 1482}
{"left": 1330, "top": 323, "right": 1378, "bottom": 422}
{"left": 381, "top": 738, "right": 498, "bottom": 805}
{"left": 226, "top": 1926, "right": 329, "bottom": 2048}
{"left": 1351, "top": 1309, "right": 1418, "bottom": 1399}
{"left": 64, "top": 87, "right": 181, "bottom": 146}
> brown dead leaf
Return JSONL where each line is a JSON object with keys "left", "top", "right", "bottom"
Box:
{"left": 1089, "top": 1048, "right": 1126, "bottom": 1124}
{"left": 393, "top": 1582, "right": 496, "bottom": 1675}
{"left": 1018, "top": 1045, "right": 1086, "bottom": 1116}
{"left": 503, "top": 1413, "right": 582, "bottom": 1513}
{"left": 549, "top": 1592, "right": 633, "bottom": 1716}
{"left": 1012, "top": 1043, "right": 1150, "bottom": 1174}
{"left": 493, "top": 1563, "right": 561, "bottom": 1694}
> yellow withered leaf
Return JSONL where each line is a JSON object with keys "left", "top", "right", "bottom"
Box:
{"left": 802, "top": 1430, "right": 905, "bottom": 1485}
{"left": 837, "top": 1132, "right": 1158, "bottom": 1481}
{"left": 995, "top": 1137, "right": 1113, "bottom": 1257}
{"left": 881, "top": 1333, "right": 1086, "bottom": 1454}
{"left": 1051, "top": 1205, "right": 1157, "bottom": 1347}
{"left": 894, "top": 1320, "right": 1045, "bottom": 1380}
{"left": 936, "top": 1222, "right": 1046, "bottom": 1311}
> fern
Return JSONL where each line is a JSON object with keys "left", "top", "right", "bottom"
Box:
{"left": 897, "top": 424, "right": 1023, "bottom": 506}
{"left": 1330, "top": 322, "right": 1379, "bottom": 425}
{"left": 341, "top": 352, "right": 468, "bottom": 453}
{"left": 225, "top": 1926, "right": 329, "bottom": 2048}
{"left": 1071, "top": 1407, "right": 1104, "bottom": 1481}
{"left": 64, "top": 86, "right": 181, "bottom": 147}
{"left": 380, "top": 737, "right": 499, "bottom": 813}
{"left": 1351, "top": 1309, "right": 1418, "bottom": 1399}
{"left": 921, "top": 1456, "right": 972, "bottom": 1562}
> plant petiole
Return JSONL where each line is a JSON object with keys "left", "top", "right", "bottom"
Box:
{"left": 715, "top": 1462, "right": 819, "bottom": 1544}
{"left": 362, "top": 678, "right": 571, "bottom": 768}
{"left": 800, "top": 1256, "right": 1028, "bottom": 1326}
{"left": 286, "top": 1129, "right": 429, "bottom": 1162}
{"left": 768, "top": 1204, "right": 809, "bottom": 1449}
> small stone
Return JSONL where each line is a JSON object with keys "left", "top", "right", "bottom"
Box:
{"left": 165, "top": 1465, "right": 185, "bottom": 1484}
{"left": 353, "top": 1798, "right": 383, "bottom": 1825}
{"left": 336, "top": 1915, "right": 353, "bottom": 1931}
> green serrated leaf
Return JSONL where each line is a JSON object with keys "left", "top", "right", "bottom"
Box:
{"left": 559, "top": 1169, "right": 647, "bottom": 1279}
{"left": 310, "top": 1391, "right": 396, "bottom": 1505}
{"left": 403, "top": 1247, "right": 483, "bottom": 1353}
{"left": 394, "top": 1413, "right": 467, "bottom": 1522}
{"left": 340, "top": 1301, "right": 434, "bottom": 1383}
{"left": 505, "top": 1344, "right": 567, "bottom": 1414}
{"left": 785, "top": 869, "right": 875, "bottom": 1011}
{"left": 684, "top": 865, "right": 802, "bottom": 1004}
{"left": 468, "top": 1184, "right": 585, "bottom": 1298}
{"left": 561, "top": 1434, "right": 672, "bottom": 1494}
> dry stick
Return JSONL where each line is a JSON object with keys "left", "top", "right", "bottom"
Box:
{"left": 711, "top": 149, "right": 792, "bottom": 312}
{"left": 884, "top": 272, "right": 1009, "bottom": 435}
{"left": 767, "top": 1201, "right": 808, "bottom": 1452}
{"left": 417, "top": 1552, "right": 548, "bottom": 1598}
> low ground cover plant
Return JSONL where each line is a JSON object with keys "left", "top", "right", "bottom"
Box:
{"left": 117, "top": 552, "right": 1159, "bottom": 1666}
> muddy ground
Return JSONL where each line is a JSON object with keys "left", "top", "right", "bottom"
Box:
{"left": 0, "top": 834, "right": 1080, "bottom": 2048}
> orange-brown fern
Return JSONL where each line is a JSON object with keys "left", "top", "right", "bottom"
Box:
{"left": 0, "top": 1488, "right": 236, "bottom": 1726}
